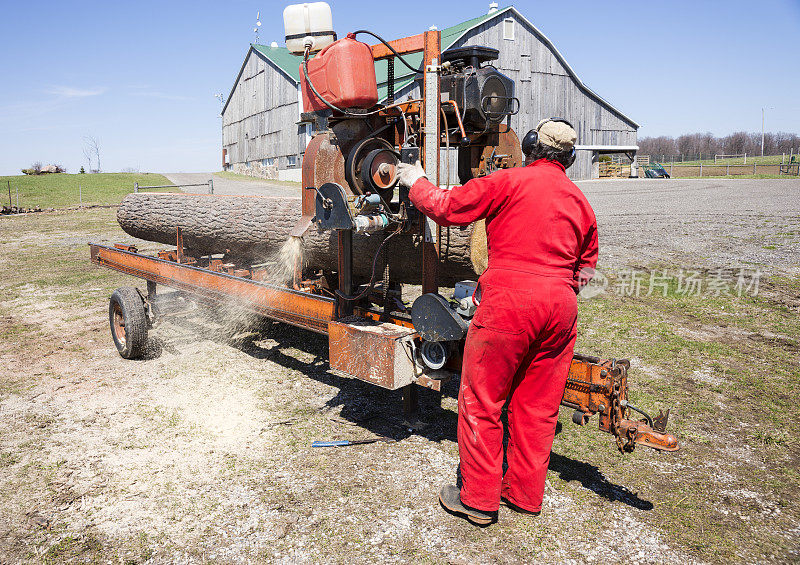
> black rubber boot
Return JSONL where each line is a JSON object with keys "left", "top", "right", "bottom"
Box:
{"left": 438, "top": 485, "right": 496, "bottom": 526}
{"left": 500, "top": 496, "right": 541, "bottom": 516}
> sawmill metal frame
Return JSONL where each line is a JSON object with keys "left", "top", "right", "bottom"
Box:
{"left": 91, "top": 33, "right": 449, "bottom": 397}
{"left": 88, "top": 234, "right": 677, "bottom": 452}
{"left": 92, "top": 29, "right": 677, "bottom": 453}
{"left": 89, "top": 242, "right": 445, "bottom": 392}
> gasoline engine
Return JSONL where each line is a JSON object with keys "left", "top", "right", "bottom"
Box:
{"left": 285, "top": 3, "right": 522, "bottom": 239}
{"left": 284, "top": 1, "right": 525, "bottom": 372}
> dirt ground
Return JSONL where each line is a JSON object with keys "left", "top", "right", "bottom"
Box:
{"left": 1, "top": 178, "right": 798, "bottom": 563}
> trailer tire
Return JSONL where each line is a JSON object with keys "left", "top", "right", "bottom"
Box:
{"left": 109, "top": 287, "right": 148, "bottom": 359}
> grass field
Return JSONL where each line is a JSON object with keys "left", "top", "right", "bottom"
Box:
{"left": 643, "top": 159, "right": 799, "bottom": 179}
{"left": 575, "top": 267, "right": 800, "bottom": 560}
{"left": 669, "top": 174, "right": 795, "bottom": 180}
{"left": 0, "top": 173, "right": 175, "bottom": 210}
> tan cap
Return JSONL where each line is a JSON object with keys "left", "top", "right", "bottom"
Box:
{"left": 537, "top": 120, "right": 577, "bottom": 151}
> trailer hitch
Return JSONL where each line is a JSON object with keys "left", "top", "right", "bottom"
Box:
{"left": 563, "top": 356, "right": 679, "bottom": 453}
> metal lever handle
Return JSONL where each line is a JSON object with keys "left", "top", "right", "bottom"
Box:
{"left": 313, "top": 186, "right": 333, "bottom": 209}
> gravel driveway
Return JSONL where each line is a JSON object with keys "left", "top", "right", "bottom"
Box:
{"left": 162, "top": 173, "right": 300, "bottom": 198}
{"left": 166, "top": 175, "right": 800, "bottom": 276}
{"left": 578, "top": 178, "right": 800, "bottom": 275}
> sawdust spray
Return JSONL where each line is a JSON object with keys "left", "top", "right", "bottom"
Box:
{"left": 270, "top": 235, "right": 305, "bottom": 286}
{"left": 212, "top": 235, "right": 306, "bottom": 337}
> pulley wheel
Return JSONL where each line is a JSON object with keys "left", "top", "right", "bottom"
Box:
{"left": 345, "top": 136, "right": 397, "bottom": 197}
{"left": 361, "top": 148, "right": 399, "bottom": 193}
{"left": 419, "top": 341, "right": 449, "bottom": 370}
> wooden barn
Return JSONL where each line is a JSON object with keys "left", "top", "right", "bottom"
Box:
{"left": 221, "top": 5, "right": 639, "bottom": 182}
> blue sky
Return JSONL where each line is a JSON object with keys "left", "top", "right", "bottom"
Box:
{"left": 0, "top": 0, "right": 798, "bottom": 175}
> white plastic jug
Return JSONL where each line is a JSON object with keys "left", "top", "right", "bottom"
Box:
{"left": 283, "top": 2, "right": 335, "bottom": 55}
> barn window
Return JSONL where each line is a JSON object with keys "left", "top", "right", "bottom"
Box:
{"left": 503, "top": 18, "right": 515, "bottom": 41}
{"left": 287, "top": 155, "right": 297, "bottom": 168}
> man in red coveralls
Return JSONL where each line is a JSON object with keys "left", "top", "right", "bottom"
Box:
{"left": 396, "top": 118, "right": 598, "bottom": 525}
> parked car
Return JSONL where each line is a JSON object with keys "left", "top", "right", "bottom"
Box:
{"left": 644, "top": 163, "right": 670, "bottom": 178}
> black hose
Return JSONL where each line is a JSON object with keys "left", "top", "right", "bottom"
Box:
{"left": 621, "top": 400, "right": 654, "bottom": 429}
{"left": 351, "top": 30, "right": 425, "bottom": 74}
{"left": 335, "top": 225, "right": 403, "bottom": 302}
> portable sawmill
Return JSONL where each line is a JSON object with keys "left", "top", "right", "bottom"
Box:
{"left": 89, "top": 2, "right": 677, "bottom": 455}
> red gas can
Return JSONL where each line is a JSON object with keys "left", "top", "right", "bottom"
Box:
{"left": 300, "top": 35, "right": 379, "bottom": 112}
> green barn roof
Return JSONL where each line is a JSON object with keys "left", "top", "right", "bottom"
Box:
{"left": 251, "top": 43, "right": 305, "bottom": 83}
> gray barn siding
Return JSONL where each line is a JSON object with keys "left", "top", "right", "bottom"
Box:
{"left": 222, "top": 50, "right": 304, "bottom": 170}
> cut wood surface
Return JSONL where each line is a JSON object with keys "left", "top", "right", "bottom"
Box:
{"left": 116, "top": 192, "right": 483, "bottom": 285}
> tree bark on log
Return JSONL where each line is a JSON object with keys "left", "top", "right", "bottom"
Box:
{"left": 117, "top": 192, "right": 483, "bottom": 286}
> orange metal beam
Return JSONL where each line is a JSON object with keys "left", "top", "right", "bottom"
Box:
{"left": 89, "top": 244, "right": 335, "bottom": 334}
{"left": 370, "top": 33, "right": 426, "bottom": 60}
{"left": 89, "top": 244, "right": 676, "bottom": 451}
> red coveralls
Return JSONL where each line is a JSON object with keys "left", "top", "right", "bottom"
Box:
{"left": 410, "top": 158, "right": 598, "bottom": 513}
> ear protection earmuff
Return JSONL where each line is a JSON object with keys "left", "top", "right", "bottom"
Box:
{"left": 521, "top": 117, "right": 577, "bottom": 167}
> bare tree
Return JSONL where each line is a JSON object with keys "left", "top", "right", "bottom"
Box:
{"left": 775, "top": 132, "right": 800, "bottom": 154}
{"left": 676, "top": 133, "right": 702, "bottom": 157}
{"left": 726, "top": 132, "right": 749, "bottom": 155}
{"left": 82, "top": 144, "right": 93, "bottom": 171}
{"left": 638, "top": 136, "right": 677, "bottom": 157}
{"left": 761, "top": 133, "right": 777, "bottom": 156}
{"left": 698, "top": 132, "right": 717, "bottom": 156}
{"left": 83, "top": 136, "right": 101, "bottom": 172}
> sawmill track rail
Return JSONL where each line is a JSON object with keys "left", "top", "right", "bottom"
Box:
{"left": 90, "top": 243, "right": 336, "bottom": 334}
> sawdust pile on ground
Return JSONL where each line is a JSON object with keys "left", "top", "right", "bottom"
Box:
{"left": 0, "top": 299, "right": 694, "bottom": 563}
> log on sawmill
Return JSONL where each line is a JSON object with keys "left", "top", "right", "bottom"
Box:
{"left": 116, "top": 192, "right": 485, "bottom": 286}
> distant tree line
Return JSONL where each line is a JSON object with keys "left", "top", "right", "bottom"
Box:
{"left": 639, "top": 132, "right": 800, "bottom": 158}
